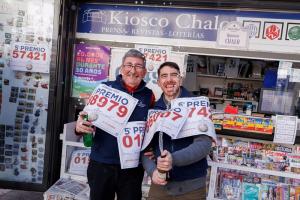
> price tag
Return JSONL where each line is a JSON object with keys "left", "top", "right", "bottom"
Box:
{"left": 69, "top": 149, "right": 91, "bottom": 176}
{"left": 118, "top": 121, "right": 146, "bottom": 169}
{"left": 84, "top": 84, "right": 138, "bottom": 137}
{"left": 171, "top": 97, "right": 217, "bottom": 141}
{"left": 10, "top": 42, "right": 50, "bottom": 73}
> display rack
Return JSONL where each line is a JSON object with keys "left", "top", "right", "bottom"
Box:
{"left": 207, "top": 135, "right": 300, "bottom": 200}
{"left": 197, "top": 73, "right": 264, "bottom": 82}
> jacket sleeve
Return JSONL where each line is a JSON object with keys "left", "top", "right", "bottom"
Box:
{"left": 172, "top": 135, "right": 212, "bottom": 167}
{"left": 141, "top": 154, "right": 156, "bottom": 177}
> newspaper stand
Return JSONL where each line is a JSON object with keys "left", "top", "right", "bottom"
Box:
{"left": 207, "top": 134, "right": 300, "bottom": 199}
{"left": 43, "top": 122, "right": 90, "bottom": 200}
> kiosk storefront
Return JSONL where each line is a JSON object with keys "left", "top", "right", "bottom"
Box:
{"left": 45, "top": 1, "right": 300, "bottom": 199}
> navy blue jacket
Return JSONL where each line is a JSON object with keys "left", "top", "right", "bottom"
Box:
{"left": 151, "top": 87, "right": 208, "bottom": 181}
{"left": 90, "top": 75, "right": 153, "bottom": 165}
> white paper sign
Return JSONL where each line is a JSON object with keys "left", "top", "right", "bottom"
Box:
{"left": 10, "top": 42, "right": 51, "bottom": 73}
{"left": 141, "top": 108, "right": 188, "bottom": 150}
{"left": 158, "top": 107, "right": 189, "bottom": 139}
{"left": 171, "top": 97, "right": 217, "bottom": 141}
{"left": 118, "top": 121, "right": 146, "bottom": 169}
{"left": 290, "top": 68, "right": 300, "bottom": 82}
{"left": 84, "top": 84, "right": 138, "bottom": 137}
{"left": 217, "top": 21, "right": 249, "bottom": 50}
{"left": 274, "top": 115, "right": 297, "bottom": 144}
{"left": 135, "top": 44, "right": 171, "bottom": 73}
{"left": 69, "top": 149, "right": 91, "bottom": 176}
{"left": 141, "top": 110, "right": 161, "bottom": 150}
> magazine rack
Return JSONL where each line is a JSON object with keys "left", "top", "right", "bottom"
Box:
{"left": 207, "top": 135, "right": 300, "bottom": 200}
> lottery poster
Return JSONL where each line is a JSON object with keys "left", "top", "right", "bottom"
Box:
{"left": 171, "top": 97, "right": 217, "bottom": 141}
{"left": 118, "top": 121, "right": 145, "bottom": 169}
{"left": 83, "top": 84, "right": 138, "bottom": 137}
{"left": 9, "top": 42, "right": 51, "bottom": 73}
{"left": 71, "top": 44, "right": 110, "bottom": 98}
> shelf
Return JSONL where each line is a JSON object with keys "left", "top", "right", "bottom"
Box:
{"left": 209, "top": 96, "right": 258, "bottom": 103}
{"left": 65, "top": 141, "right": 87, "bottom": 148}
{"left": 197, "top": 73, "right": 264, "bottom": 81}
{"left": 60, "top": 172, "right": 87, "bottom": 182}
{"left": 217, "top": 129, "right": 274, "bottom": 141}
{"left": 208, "top": 161, "right": 300, "bottom": 179}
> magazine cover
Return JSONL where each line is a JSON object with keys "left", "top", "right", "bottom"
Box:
{"left": 220, "top": 171, "right": 243, "bottom": 200}
{"left": 261, "top": 180, "right": 277, "bottom": 200}
{"left": 242, "top": 177, "right": 261, "bottom": 200}
{"left": 242, "top": 182, "right": 261, "bottom": 200}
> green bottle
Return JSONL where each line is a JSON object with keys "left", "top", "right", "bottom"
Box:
{"left": 83, "top": 115, "right": 93, "bottom": 147}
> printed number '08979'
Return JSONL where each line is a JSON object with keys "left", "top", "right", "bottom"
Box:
{"left": 88, "top": 95, "right": 128, "bottom": 117}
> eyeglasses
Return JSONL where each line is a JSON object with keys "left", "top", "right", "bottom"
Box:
{"left": 123, "top": 63, "right": 145, "bottom": 71}
{"left": 159, "top": 73, "right": 181, "bottom": 80}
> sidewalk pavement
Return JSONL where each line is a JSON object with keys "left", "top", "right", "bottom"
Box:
{"left": 0, "top": 189, "right": 43, "bottom": 200}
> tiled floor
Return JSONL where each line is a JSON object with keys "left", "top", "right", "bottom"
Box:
{"left": 0, "top": 189, "right": 43, "bottom": 200}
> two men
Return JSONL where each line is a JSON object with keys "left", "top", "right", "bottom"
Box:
{"left": 76, "top": 50, "right": 213, "bottom": 200}
{"left": 75, "top": 49, "right": 154, "bottom": 200}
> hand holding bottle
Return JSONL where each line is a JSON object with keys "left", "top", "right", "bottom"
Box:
{"left": 152, "top": 169, "right": 168, "bottom": 185}
{"left": 157, "top": 150, "right": 173, "bottom": 172}
{"left": 75, "top": 111, "right": 94, "bottom": 134}
{"left": 76, "top": 112, "right": 95, "bottom": 147}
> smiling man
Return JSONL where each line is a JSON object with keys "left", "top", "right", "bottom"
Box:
{"left": 142, "top": 61, "right": 213, "bottom": 200}
{"left": 75, "top": 49, "right": 155, "bottom": 200}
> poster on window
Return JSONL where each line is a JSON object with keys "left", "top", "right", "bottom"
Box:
{"left": 72, "top": 44, "right": 110, "bottom": 98}
{"left": 10, "top": 42, "right": 51, "bottom": 73}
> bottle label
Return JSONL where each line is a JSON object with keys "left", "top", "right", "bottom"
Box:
{"left": 157, "top": 171, "right": 167, "bottom": 180}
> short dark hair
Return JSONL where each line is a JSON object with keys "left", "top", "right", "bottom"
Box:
{"left": 157, "top": 61, "right": 180, "bottom": 76}
{"left": 122, "top": 49, "right": 146, "bottom": 66}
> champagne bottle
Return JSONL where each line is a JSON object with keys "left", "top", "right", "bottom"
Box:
{"left": 157, "top": 132, "right": 167, "bottom": 180}
{"left": 157, "top": 154, "right": 167, "bottom": 180}
{"left": 83, "top": 115, "right": 93, "bottom": 147}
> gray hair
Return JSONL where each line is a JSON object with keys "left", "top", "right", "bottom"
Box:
{"left": 122, "top": 49, "right": 146, "bottom": 66}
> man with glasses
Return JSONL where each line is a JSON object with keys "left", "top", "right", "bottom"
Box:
{"left": 142, "top": 61, "right": 213, "bottom": 200}
{"left": 75, "top": 49, "right": 155, "bottom": 200}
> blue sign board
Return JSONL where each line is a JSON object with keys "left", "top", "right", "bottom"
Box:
{"left": 77, "top": 4, "right": 300, "bottom": 42}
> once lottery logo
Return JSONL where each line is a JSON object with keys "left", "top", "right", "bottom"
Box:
{"left": 266, "top": 25, "right": 280, "bottom": 40}
{"left": 288, "top": 26, "right": 300, "bottom": 40}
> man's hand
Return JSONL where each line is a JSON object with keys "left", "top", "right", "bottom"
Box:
{"left": 75, "top": 111, "right": 94, "bottom": 135}
{"left": 151, "top": 169, "right": 167, "bottom": 185}
{"left": 157, "top": 150, "right": 172, "bottom": 172}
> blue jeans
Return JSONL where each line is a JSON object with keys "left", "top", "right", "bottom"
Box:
{"left": 87, "top": 160, "right": 144, "bottom": 200}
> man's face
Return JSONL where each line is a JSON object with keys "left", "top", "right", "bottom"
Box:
{"left": 120, "top": 56, "right": 146, "bottom": 88}
{"left": 158, "top": 66, "right": 182, "bottom": 99}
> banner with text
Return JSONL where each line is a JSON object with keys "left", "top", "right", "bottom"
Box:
{"left": 77, "top": 4, "right": 300, "bottom": 54}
